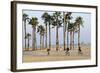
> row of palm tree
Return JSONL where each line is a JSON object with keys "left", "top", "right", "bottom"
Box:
{"left": 23, "top": 11, "right": 84, "bottom": 54}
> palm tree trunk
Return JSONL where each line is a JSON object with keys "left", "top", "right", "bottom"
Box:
{"left": 28, "top": 38, "right": 29, "bottom": 50}
{"left": 63, "top": 12, "right": 66, "bottom": 50}
{"left": 43, "top": 35, "right": 44, "bottom": 49}
{"left": 70, "top": 31, "right": 73, "bottom": 50}
{"left": 45, "top": 23, "right": 47, "bottom": 49}
{"left": 24, "top": 21, "right": 27, "bottom": 50}
{"left": 78, "top": 25, "right": 80, "bottom": 49}
{"left": 56, "top": 26, "right": 59, "bottom": 51}
{"left": 32, "top": 27, "right": 36, "bottom": 51}
{"left": 49, "top": 23, "right": 51, "bottom": 50}
{"left": 41, "top": 35, "right": 44, "bottom": 49}
{"left": 40, "top": 35, "right": 42, "bottom": 50}
{"left": 72, "top": 31, "right": 74, "bottom": 50}
{"left": 67, "top": 30, "right": 69, "bottom": 49}
{"left": 35, "top": 31, "right": 37, "bottom": 50}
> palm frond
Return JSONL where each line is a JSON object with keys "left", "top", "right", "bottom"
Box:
{"left": 29, "top": 17, "right": 38, "bottom": 27}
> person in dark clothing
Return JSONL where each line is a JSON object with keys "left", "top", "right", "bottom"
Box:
{"left": 47, "top": 48, "right": 50, "bottom": 55}
{"left": 65, "top": 48, "right": 70, "bottom": 55}
{"left": 78, "top": 47, "right": 83, "bottom": 55}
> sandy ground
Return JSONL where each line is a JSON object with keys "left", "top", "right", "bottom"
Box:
{"left": 23, "top": 45, "right": 91, "bottom": 63}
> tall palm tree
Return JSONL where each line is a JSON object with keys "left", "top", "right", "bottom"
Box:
{"left": 41, "top": 12, "right": 52, "bottom": 50}
{"left": 25, "top": 33, "right": 31, "bottom": 50}
{"left": 41, "top": 12, "right": 48, "bottom": 49}
{"left": 68, "top": 22, "right": 74, "bottom": 50}
{"left": 72, "top": 22, "right": 78, "bottom": 50}
{"left": 48, "top": 15, "right": 54, "bottom": 51}
{"left": 37, "top": 25, "right": 42, "bottom": 50}
{"left": 65, "top": 12, "right": 72, "bottom": 50}
{"left": 75, "top": 16, "right": 84, "bottom": 52}
{"left": 23, "top": 13, "right": 29, "bottom": 50}
{"left": 29, "top": 17, "right": 38, "bottom": 51}
{"left": 63, "top": 12, "right": 66, "bottom": 50}
{"left": 52, "top": 11, "right": 62, "bottom": 51}
{"left": 37, "top": 25, "right": 45, "bottom": 49}
{"left": 42, "top": 12, "right": 50, "bottom": 48}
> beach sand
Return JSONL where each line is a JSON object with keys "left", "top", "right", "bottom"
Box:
{"left": 23, "top": 45, "right": 91, "bottom": 63}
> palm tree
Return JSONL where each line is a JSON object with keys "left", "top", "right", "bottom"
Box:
{"left": 72, "top": 22, "right": 78, "bottom": 50}
{"left": 63, "top": 12, "right": 66, "bottom": 50}
{"left": 52, "top": 11, "right": 62, "bottom": 51}
{"left": 37, "top": 25, "right": 45, "bottom": 49}
{"left": 41, "top": 12, "right": 48, "bottom": 49}
{"left": 68, "top": 22, "right": 74, "bottom": 50}
{"left": 42, "top": 12, "right": 51, "bottom": 48}
{"left": 23, "top": 13, "right": 29, "bottom": 50}
{"left": 48, "top": 15, "right": 54, "bottom": 51}
{"left": 25, "top": 33, "right": 31, "bottom": 50}
{"left": 41, "top": 12, "right": 52, "bottom": 50}
{"left": 29, "top": 17, "right": 38, "bottom": 51}
{"left": 37, "top": 25, "right": 42, "bottom": 49}
{"left": 65, "top": 12, "right": 72, "bottom": 50}
{"left": 75, "top": 16, "right": 84, "bottom": 52}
